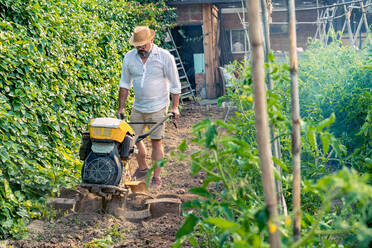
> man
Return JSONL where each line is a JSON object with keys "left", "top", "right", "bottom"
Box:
{"left": 117, "top": 26, "right": 181, "bottom": 188}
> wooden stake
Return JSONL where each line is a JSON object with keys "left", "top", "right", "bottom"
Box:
{"left": 360, "top": 1, "right": 371, "bottom": 45}
{"left": 247, "top": 0, "right": 281, "bottom": 247}
{"left": 287, "top": 0, "right": 301, "bottom": 242}
{"left": 344, "top": 4, "right": 355, "bottom": 48}
{"left": 261, "top": 0, "right": 288, "bottom": 217}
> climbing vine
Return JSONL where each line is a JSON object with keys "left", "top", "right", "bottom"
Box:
{"left": 0, "top": 0, "right": 176, "bottom": 238}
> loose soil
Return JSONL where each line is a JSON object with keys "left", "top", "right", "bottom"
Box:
{"left": 9, "top": 103, "right": 228, "bottom": 248}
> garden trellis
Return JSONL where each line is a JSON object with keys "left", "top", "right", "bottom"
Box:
{"left": 312, "top": 0, "right": 371, "bottom": 48}
{"left": 232, "top": 0, "right": 371, "bottom": 52}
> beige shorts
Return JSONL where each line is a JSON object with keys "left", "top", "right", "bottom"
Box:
{"left": 130, "top": 107, "right": 168, "bottom": 140}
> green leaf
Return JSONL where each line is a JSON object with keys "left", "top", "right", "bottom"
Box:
{"left": 202, "top": 175, "right": 222, "bottom": 188}
{"left": 176, "top": 214, "right": 199, "bottom": 239}
{"left": 267, "top": 52, "right": 275, "bottom": 62}
{"left": 178, "top": 139, "right": 187, "bottom": 152}
{"left": 272, "top": 166, "right": 283, "bottom": 181}
{"left": 272, "top": 157, "right": 289, "bottom": 172}
{"left": 204, "top": 217, "right": 239, "bottom": 230}
{"left": 189, "top": 236, "right": 198, "bottom": 246}
{"left": 156, "top": 157, "right": 168, "bottom": 168}
{"left": 306, "top": 125, "right": 317, "bottom": 150}
{"left": 219, "top": 233, "right": 229, "bottom": 248}
{"left": 205, "top": 124, "right": 217, "bottom": 148}
{"left": 3, "top": 179, "right": 16, "bottom": 203}
{"left": 188, "top": 187, "right": 212, "bottom": 198}
{"left": 171, "top": 239, "right": 182, "bottom": 248}
{"left": 320, "top": 132, "right": 331, "bottom": 155}
{"left": 182, "top": 200, "right": 202, "bottom": 210}
{"left": 254, "top": 208, "right": 269, "bottom": 232}
{"left": 190, "top": 160, "right": 202, "bottom": 176}
{"left": 316, "top": 113, "right": 335, "bottom": 132}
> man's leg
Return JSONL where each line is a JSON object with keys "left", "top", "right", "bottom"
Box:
{"left": 130, "top": 109, "right": 148, "bottom": 178}
{"left": 147, "top": 107, "right": 166, "bottom": 186}
{"left": 135, "top": 140, "right": 148, "bottom": 171}
{"left": 151, "top": 139, "right": 164, "bottom": 180}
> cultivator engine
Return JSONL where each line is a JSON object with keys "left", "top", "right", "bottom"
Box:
{"left": 65, "top": 114, "right": 182, "bottom": 220}
{"left": 79, "top": 117, "right": 136, "bottom": 186}
{"left": 80, "top": 118, "right": 135, "bottom": 186}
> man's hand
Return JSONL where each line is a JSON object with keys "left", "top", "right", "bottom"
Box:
{"left": 117, "top": 107, "right": 125, "bottom": 119}
{"left": 117, "top": 111, "right": 125, "bottom": 120}
{"left": 170, "top": 93, "right": 180, "bottom": 119}
{"left": 171, "top": 107, "right": 180, "bottom": 119}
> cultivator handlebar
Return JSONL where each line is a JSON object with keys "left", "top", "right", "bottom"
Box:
{"left": 134, "top": 113, "right": 175, "bottom": 144}
{"left": 117, "top": 112, "right": 176, "bottom": 144}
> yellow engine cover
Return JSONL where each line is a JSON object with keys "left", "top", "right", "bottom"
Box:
{"left": 89, "top": 118, "right": 135, "bottom": 142}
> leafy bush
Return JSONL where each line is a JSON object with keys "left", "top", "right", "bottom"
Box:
{"left": 298, "top": 41, "right": 372, "bottom": 172}
{"left": 0, "top": 0, "right": 175, "bottom": 238}
{"left": 174, "top": 53, "right": 372, "bottom": 247}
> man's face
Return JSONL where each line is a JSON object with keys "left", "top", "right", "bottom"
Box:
{"left": 136, "top": 42, "right": 152, "bottom": 58}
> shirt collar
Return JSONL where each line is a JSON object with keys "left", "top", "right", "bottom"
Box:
{"left": 150, "top": 44, "right": 160, "bottom": 55}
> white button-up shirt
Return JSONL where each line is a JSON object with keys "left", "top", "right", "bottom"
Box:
{"left": 119, "top": 44, "right": 181, "bottom": 113}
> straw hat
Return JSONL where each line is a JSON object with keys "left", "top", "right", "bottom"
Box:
{"left": 129, "top": 26, "right": 155, "bottom": 47}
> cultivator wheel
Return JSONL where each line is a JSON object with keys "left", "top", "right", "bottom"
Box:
{"left": 48, "top": 186, "right": 183, "bottom": 220}
{"left": 122, "top": 193, "right": 182, "bottom": 220}
{"left": 123, "top": 192, "right": 153, "bottom": 219}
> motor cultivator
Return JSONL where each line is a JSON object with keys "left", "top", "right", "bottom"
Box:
{"left": 79, "top": 116, "right": 140, "bottom": 189}
{"left": 70, "top": 113, "right": 182, "bottom": 219}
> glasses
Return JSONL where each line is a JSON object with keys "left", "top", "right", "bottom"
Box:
{"left": 135, "top": 44, "right": 147, "bottom": 50}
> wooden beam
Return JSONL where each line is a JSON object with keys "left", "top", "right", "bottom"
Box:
{"left": 203, "top": 3, "right": 217, "bottom": 98}
{"left": 212, "top": 5, "right": 221, "bottom": 96}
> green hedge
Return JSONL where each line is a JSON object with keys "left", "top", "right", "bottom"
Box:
{"left": 0, "top": 0, "right": 175, "bottom": 238}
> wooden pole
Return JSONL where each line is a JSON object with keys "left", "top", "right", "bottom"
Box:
{"left": 344, "top": 4, "right": 355, "bottom": 48}
{"left": 353, "top": 11, "right": 364, "bottom": 46}
{"left": 360, "top": 1, "right": 371, "bottom": 45}
{"left": 287, "top": 0, "right": 301, "bottom": 242}
{"left": 260, "top": 0, "right": 288, "bottom": 217}
{"left": 247, "top": 0, "right": 281, "bottom": 247}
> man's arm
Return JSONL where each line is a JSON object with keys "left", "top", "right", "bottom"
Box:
{"left": 118, "top": 88, "right": 129, "bottom": 116}
{"left": 165, "top": 52, "right": 181, "bottom": 119}
{"left": 118, "top": 55, "right": 131, "bottom": 117}
{"left": 171, "top": 93, "right": 180, "bottom": 119}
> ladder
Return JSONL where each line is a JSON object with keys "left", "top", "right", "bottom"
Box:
{"left": 165, "top": 30, "right": 196, "bottom": 102}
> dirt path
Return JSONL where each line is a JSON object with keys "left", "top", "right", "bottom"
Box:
{"left": 10, "top": 103, "right": 226, "bottom": 248}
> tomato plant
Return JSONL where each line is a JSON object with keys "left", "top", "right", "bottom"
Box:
{"left": 299, "top": 40, "right": 372, "bottom": 173}
{"left": 174, "top": 47, "right": 372, "bottom": 247}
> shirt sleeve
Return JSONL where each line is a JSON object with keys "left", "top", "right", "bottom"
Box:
{"left": 165, "top": 53, "right": 181, "bottom": 94}
{"left": 119, "top": 56, "right": 132, "bottom": 89}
